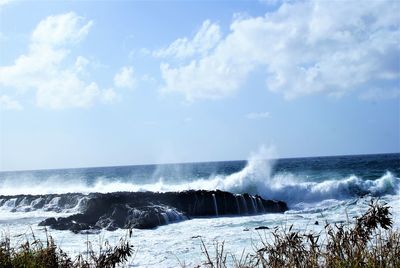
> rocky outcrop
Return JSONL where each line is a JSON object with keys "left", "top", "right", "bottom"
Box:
{"left": 35, "top": 190, "right": 287, "bottom": 232}
{"left": 1, "top": 190, "right": 288, "bottom": 232}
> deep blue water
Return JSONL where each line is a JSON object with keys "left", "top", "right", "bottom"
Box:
{"left": 0, "top": 153, "right": 398, "bottom": 193}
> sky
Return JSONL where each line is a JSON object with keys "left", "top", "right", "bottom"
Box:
{"left": 0, "top": 0, "right": 399, "bottom": 171}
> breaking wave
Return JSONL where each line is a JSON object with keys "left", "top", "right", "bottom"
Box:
{"left": 0, "top": 147, "right": 398, "bottom": 208}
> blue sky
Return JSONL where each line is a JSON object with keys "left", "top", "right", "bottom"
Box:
{"left": 0, "top": 0, "right": 399, "bottom": 171}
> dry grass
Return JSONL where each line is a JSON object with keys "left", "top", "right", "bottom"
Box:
{"left": 195, "top": 200, "right": 400, "bottom": 268}
{"left": 0, "top": 229, "right": 134, "bottom": 268}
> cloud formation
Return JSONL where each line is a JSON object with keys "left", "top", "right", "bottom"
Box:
{"left": 0, "top": 12, "right": 116, "bottom": 109}
{"left": 114, "top": 66, "right": 136, "bottom": 89}
{"left": 0, "top": 95, "right": 22, "bottom": 110}
{"left": 159, "top": 1, "right": 400, "bottom": 101}
{"left": 153, "top": 20, "right": 221, "bottom": 59}
{"left": 0, "top": 0, "right": 15, "bottom": 7}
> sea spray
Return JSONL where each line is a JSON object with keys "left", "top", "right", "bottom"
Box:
{"left": 235, "top": 195, "right": 241, "bottom": 214}
{"left": 240, "top": 195, "right": 248, "bottom": 214}
{"left": 0, "top": 151, "right": 398, "bottom": 210}
{"left": 249, "top": 196, "right": 256, "bottom": 213}
{"left": 1, "top": 172, "right": 398, "bottom": 208}
{"left": 257, "top": 197, "right": 265, "bottom": 213}
{"left": 212, "top": 194, "right": 218, "bottom": 217}
{"left": 253, "top": 196, "right": 259, "bottom": 213}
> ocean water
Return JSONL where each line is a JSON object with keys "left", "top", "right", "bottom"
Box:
{"left": 0, "top": 152, "right": 399, "bottom": 267}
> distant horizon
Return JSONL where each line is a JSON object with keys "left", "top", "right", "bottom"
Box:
{"left": 2, "top": 151, "right": 398, "bottom": 173}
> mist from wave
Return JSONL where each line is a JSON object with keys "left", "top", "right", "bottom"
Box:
{"left": 0, "top": 148, "right": 398, "bottom": 210}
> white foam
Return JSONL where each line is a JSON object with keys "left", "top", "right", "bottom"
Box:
{"left": 4, "top": 193, "right": 398, "bottom": 268}
{"left": 0, "top": 195, "right": 88, "bottom": 216}
{"left": 0, "top": 147, "right": 398, "bottom": 210}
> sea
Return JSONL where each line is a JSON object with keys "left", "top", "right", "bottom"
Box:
{"left": 0, "top": 151, "right": 399, "bottom": 267}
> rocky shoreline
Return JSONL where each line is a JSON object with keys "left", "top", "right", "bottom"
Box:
{"left": 1, "top": 190, "right": 288, "bottom": 233}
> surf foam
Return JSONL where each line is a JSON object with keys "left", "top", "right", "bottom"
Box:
{"left": 0, "top": 147, "right": 398, "bottom": 209}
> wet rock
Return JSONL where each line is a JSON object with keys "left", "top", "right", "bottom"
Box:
{"left": 33, "top": 190, "right": 288, "bottom": 232}
{"left": 38, "top": 217, "right": 57, "bottom": 226}
{"left": 255, "top": 226, "right": 270, "bottom": 230}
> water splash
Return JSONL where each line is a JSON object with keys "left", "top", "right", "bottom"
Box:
{"left": 0, "top": 147, "right": 398, "bottom": 210}
{"left": 212, "top": 194, "right": 218, "bottom": 217}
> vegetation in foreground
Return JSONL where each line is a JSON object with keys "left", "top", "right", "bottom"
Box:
{"left": 196, "top": 200, "right": 400, "bottom": 268}
{"left": 0, "top": 200, "right": 399, "bottom": 267}
{"left": 0, "top": 231, "right": 134, "bottom": 268}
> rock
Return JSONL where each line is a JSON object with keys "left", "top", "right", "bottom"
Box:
{"left": 38, "top": 217, "right": 57, "bottom": 226}
{"left": 255, "top": 226, "right": 270, "bottom": 230}
{"left": 33, "top": 190, "right": 288, "bottom": 232}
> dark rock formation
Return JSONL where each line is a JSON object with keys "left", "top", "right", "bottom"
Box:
{"left": 2, "top": 190, "right": 288, "bottom": 232}
{"left": 255, "top": 226, "right": 270, "bottom": 230}
{"left": 40, "top": 190, "right": 287, "bottom": 232}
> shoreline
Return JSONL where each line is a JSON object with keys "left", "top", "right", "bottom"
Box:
{"left": 1, "top": 200, "right": 399, "bottom": 267}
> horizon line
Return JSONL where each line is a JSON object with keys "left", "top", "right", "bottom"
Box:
{"left": 1, "top": 151, "right": 399, "bottom": 173}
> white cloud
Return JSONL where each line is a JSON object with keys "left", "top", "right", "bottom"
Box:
{"left": 154, "top": 20, "right": 221, "bottom": 59}
{"left": 114, "top": 66, "right": 136, "bottom": 89}
{"left": 246, "top": 112, "right": 270, "bottom": 119}
{"left": 0, "top": 0, "right": 15, "bottom": 7}
{"left": 35, "top": 76, "right": 101, "bottom": 109}
{"left": 0, "top": 95, "right": 22, "bottom": 110}
{"left": 102, "top": 88, "right": 118, "bottom": 103}
{"left": 0, "top": 12, "right": 115, "bottom": 109}
{"left": 160, "top": 1, "right": 400, "bottom": 101}
{"left": 31, "top": 12, "right": 93, "bottom": 47}
{"left": 74, "top": 56, "right": 89, "bottom": 73}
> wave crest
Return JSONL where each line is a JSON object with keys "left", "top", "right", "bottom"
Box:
{"left": 0, "top": 147, "right": 398, "bottom": 207}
